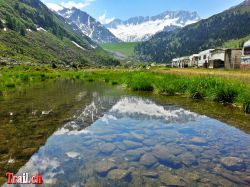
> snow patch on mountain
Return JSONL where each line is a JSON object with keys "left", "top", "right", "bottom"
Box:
{"left": 57, "top": 8, "right": 121, "bottom": 44}
{"left": 109, "top": 17, "right": 180, "bottom": 42}
{"left": 72, "top": 41, "right": 86, "bottom": 51}
{"left": 105, "top": 11, "right": 200, "bottom": 42}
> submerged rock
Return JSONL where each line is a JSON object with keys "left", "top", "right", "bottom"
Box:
{"left": 143, "top": 139, "right": 158, "bottom": 146}
{"left": 178, "top": 128, "right": 198, "bottom": 135}
{"left": 243, "top": 176, "right": 250, "bottom": 183}
{"left": 160, "top": 171, "right": 186, "bottom": 186}
{"left": 130, "top": 132, "right": 144, "bottom": 141}
{"left": 191, "top": 137, "right": 207, "bottom": 146}
{"left": 125, "top": 149, "right": 144, "bottom": 161}
{"left": 95, "top": 160, "right": 117, "bottom": 176}
{"left": 152, "top": 145, "right": 184, "bottom": 168}
{"left": 178, "top": 152, "right": 197, "bottom": 166}
{"left": 66, "top": 152, "right": 80, "bottom": 159}
{"left": 107, "top": 169, "right": 131, "bottom": 181}
{"left": 139, "top": 153, "right": 158, "bottom": 167}
{"left": 142, "top": 171, "right": 159, "bottom": 179}
{"left": 153, "top": 149, "right": 182, "bottom": 168}
{"left": 99, "top": 143, "right": 116, "bottom": 155}
{"left": 123, "top": 140, "right": 143, "bottom": 150}
{"left": 220, "top": 157, "right": 246, "bottom": 171}
{"left": 153, "top": 144, "right": 185, "bottom": 156}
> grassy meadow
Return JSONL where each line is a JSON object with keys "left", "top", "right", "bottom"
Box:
{"left": 0, "top": 65, "right": 250, "bottom": 113}
{"left": 101, "top": 42, "right": 139, "bottom": 57}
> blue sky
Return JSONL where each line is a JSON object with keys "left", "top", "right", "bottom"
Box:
{"left": 42, "top": 0, "right": 244, "bottom": 23}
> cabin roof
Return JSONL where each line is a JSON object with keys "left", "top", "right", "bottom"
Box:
{"left": 244, "top": 40, "right": 250, "bottom": 47}
{"left": 198, "top": 49, "right": 214, "bottom": 55}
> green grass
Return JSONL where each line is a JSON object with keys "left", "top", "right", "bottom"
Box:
{"left": 1, "top": 66, "right": 250, "bottom": 114}
{"left": 101, "top": 42, "right": 140, "bottom": 57}
{"left": 223, "top": 34, "right": 250, "bottom": 48}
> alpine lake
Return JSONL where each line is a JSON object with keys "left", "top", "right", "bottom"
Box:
{"left": 0, "top": 79, "right": 250, "bottom": 186}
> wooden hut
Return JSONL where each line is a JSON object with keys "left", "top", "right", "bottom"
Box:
{"left": 224, "top": 49, "right": 242, "bottom": 70}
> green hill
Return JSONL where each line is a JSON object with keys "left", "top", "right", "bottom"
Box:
{"left": 0, "top": 0, "right": 119, "bottom": 66}
{"left": 223, "top": 34, "right": 250, "bottom": 48}
{"left": 135, "top": 0, "right": 250, "bottom": 63}
{"left": 101, "top": 42, "right": 139, "bottom": 58}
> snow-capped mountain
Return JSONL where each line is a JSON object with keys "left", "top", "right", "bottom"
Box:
{"left": 105, "top": 11, "right": 201, "bottom": 42}
{"left": 57, "top": 8, "right": 121, "bottom": 44}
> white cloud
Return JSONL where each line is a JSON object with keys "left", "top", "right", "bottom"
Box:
{"left": 98, "top": 11, "right": 115, "bottom": 24}
{"left": 42, "top": 0, "right": 94, "bottom": 11}
{"left": 61, "top": 0, "right": 94, "bottom": 9}
{"left": 45, "top": 2, "right": 64, "bottom": 11}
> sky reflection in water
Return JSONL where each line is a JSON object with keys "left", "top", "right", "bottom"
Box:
{"left": 11, "top": 97, "right": 250, "bottom": 187}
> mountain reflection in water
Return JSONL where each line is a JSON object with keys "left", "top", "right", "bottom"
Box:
{"left": 6, "top": 97, "right": 250, "bottom": 187}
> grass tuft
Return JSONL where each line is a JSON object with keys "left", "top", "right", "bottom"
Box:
{"left": 213, "top": 85, "right": 239, "bottom": 103}
{"left": 127, "top": 73, "right": 154, "bottom": 91}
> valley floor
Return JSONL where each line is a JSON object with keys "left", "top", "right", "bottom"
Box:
{"left": 150, "top": 67, "right": 250, "bottom": 84}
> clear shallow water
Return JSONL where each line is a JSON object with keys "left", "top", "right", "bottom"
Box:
{"left": 8, "top": 96, "right": 250, "bottom": 186}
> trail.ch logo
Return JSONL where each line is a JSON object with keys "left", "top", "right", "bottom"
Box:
{"left": 6, "top": 172, "right": 43, "bottom": 185}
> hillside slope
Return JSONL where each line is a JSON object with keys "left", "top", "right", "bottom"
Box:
{"left": 101, "top": 42, "right": 139, "bottom": 58}
{"left": 135, "top": 0, "right": 250, "bottom": 63}
{"left": 57, "top": 8, "right": 121, "bottom": 44}
{"left": 0, "top": 0, "right": 119, "bottom": 66}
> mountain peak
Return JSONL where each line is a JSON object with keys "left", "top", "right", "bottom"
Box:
{"left": 241, "top": 0, "right": 250, "bottom": 5}
{"left": 57, "top": 7, "right": 121, "bottom": 44}
{"left": 135, "top": 0, "right": 250, "bottom": 63}
{"left": 105, "top": 10, "right": 201, "bottom": 42}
